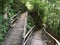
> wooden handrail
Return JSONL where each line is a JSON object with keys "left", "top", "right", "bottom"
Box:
{"left": 25, "top": 26, "right": 35, "bottom": 39}
{"left": 10, "top": 11, "right": 20, "bottom": 19}
{"left": 10, "top": 11, "right": 20, "bottom": 25}
{"left": 24, "top": 26, "right": 35, "bottom": 45}
{"left": 23, "top": 12, "right": 35, "bottom": 45}
{"left": 43, "top": 27, "right": 60, "bottom": 45}
{"left": 23, "top": 12, "right": 28, "bottom": 38}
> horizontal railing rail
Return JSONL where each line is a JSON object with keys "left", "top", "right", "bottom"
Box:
{"left": 24, "top": 26, "right": 35, "bottom": 45}
{"left": 10, "top": 11, "right": 20, "bottom": 26}
{"left": 25, "top": 26, "right": 35, "bottom": 39}
{"left": 43, "top": 25, "right": 60, "bottom": 45}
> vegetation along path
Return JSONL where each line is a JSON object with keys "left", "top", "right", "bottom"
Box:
{"left": 1, "top": 12, "right": 27, "bottom": 45}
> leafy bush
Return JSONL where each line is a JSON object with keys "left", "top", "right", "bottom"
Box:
{"left": 42, "top": 1, "right": 60, "bottom": 37}
{"left": 26, "top": 15, "right": 34, "bottom": 33}
{"left": 8, "top": 8, "right": 15, "bottom": 18}
{"left": 21, "top": 0, "right": 60, "bottom": 39}
{"left": 0, "top": 34, "right": 4, "bottom": 42}
{"left": 0, "top": 18, "right": 9, "bottom": 42}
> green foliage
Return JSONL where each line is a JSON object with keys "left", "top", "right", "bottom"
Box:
{"left": 20, "top": 0, "right": 60, "bottom": 38}
{"left": 0, "top": 0, "right": 28, "bottom": 42}
{"left": 0, "top": 17, "right": 9, "bottom": 41}
{"left": 43, "top": 0, "right": 60, "bottom": 36}
{"left": 0, "top": 17, "right": 9, "bottom": 42}
{"left": 8, "top": 8, "right": 15, "bottom": 18}
{"left": 26, "top": 15, "right": 34, "bottom": 33}
{"left": 0, "top": 0, "right": 13, "bottom": 42}
{"left": 0, "top": 0, "right": 59, "bottom": 42}
{"left": 0, "top": 34, "right": 4, "bottom": 42}
{"left": 0, "top": 16, "right": 3, "bottom": 23}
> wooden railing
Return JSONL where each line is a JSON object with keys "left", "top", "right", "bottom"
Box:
{"left": 23, "top": 16, "right": 60, "bottom": 45}
{"left": 23, "top": 12, "right": 60, "bottom": 45}
{"left": 43, "top": 25, "right": 60, "bottom": 45}
{"left": 10, "top": 11, "right": 21, "bottom": 26}
{"left": 23, "top": 12, "right": 35, "bottom": 45}
{"left": 24, "top": 26, "right": 35, "bottom": 45}
{"left": 23, "top": 12, "right": 28, "bottom": 38}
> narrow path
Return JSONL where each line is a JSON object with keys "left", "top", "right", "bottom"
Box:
{"left": 26, "top": 29, "right": 47, "bottom": 45}
{"left": 1, "top": 12, "right": 27, "bottom": 45}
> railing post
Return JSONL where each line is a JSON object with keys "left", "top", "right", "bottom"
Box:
{"left": 23, "top": 11, "right": 28, "bottom": 45}
{"left": 9, "top": 11, "right": 21, "bottom": 26}
{"left": 23, "top": 11, "right": 28, "bottom": 38}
